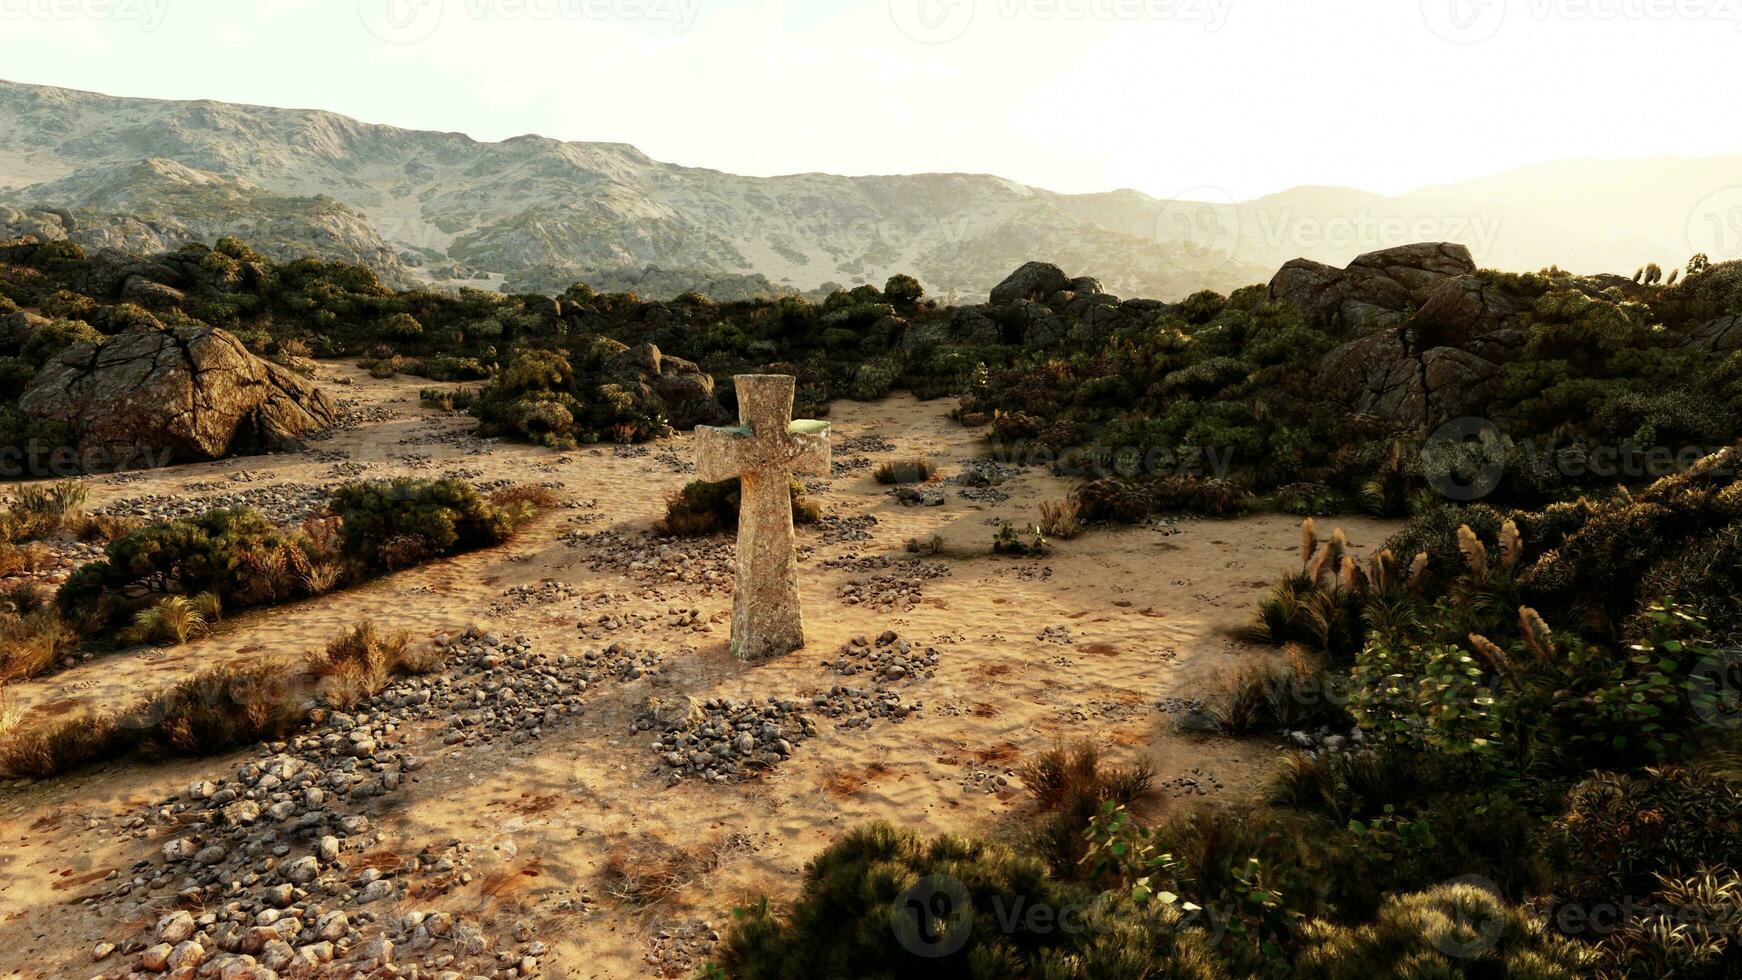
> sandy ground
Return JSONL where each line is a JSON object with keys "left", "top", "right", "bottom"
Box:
{"left": 0, "top": 363, "right": 1400, "bottom": 978}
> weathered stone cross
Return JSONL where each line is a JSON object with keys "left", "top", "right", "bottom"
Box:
{"left": 695, "top": 375, "right": 831, "bottom": 660}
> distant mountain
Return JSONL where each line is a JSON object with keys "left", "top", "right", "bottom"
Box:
{"left": 0, "top": 80, "right": 1729, "bottom": 300}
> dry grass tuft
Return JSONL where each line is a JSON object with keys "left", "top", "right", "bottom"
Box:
{"left": 596, "top": 834, "right": 750, "bottom": 912}
{"left": 873, "top": 457, "right": 937, "bottom": 485}
{"left": 1039, "top": 499, "right": 1083, "bottom": 539}
{"left": 305, "top": 621, "right": 434, "bottom": 708}
{"left": 489, "top": 484, "right": 562, "bottom": 509}
{"left": 1021, "top": 741, "right": 1157, "bottom": 880}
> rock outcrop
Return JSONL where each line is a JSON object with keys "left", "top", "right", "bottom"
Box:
{"left": 1269, "top": 243, "right": 1518, "bottom": 431}
{"left": 990, "top": 261, "right": 1072, "bottom": 306}
{"left": 601, "top": 341, "right": 730, "bottom": 429}
{"left": 1687, "top": 314, "right": 1742, "bottom": 354}
{"left": 18, "top": 323, "right": 338, "bottom": 467}
{"left": 1269, "top": 242, "right": 1478, "bottom": 335}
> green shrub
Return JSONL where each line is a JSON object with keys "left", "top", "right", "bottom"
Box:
{"left": 1544, "top": 762, "right": 1742, "bottom": 911}
{"left": 57, "top": 507, "right": 302, "bottom": 629}
{"left": 1295, "top": 883, "right": 1589, "bottom": 978}
{"left": 655, "top": 478, "right": 819, "bottom": 537}
{"left": 714, "top": 822, "right": 1226, "bottom": 979}
{"left": 330, "top": 478, "right": 527, "bottom": 571}
{"left": 120, "top": 592, "right": 221, "bottom": 647}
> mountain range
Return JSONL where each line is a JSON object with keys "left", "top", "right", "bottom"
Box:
{"left": 0, "top": 79, "right": 1731, "bottom": 301}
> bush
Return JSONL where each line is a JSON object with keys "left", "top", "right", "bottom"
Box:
{"left": 57, "top": 507, "right": 302, "bottom": 629}
{"left": 873, "top": 458, "right": 937, "bottom": 485}
{"left": 1295, "top": 883, "right": 1589, "bottom": 978}
{"left": 1544, "top": 762, "right": 1742, "bottom": 911}
{"left": 0, "top": 620, "right": 433, "bottom": 778}
{"left": 330, "top": 478, "right": 528, "bottom": 570}
{"left": 0, "top": 712, "right": 124, "bottom": 778}
{"left": 137, "top": 663, "right": 305, "bottom": 757}
{"left": 1149, "top": 476, "right": 1254, "bottom": 517}
{"left": 992, "top": 521, "right": 1048, "bottom": 556}
{"left": 0, "top": 603, "right": 72, "bottom": 682}
{"left": 1038, "top": 499, "right": 1083, "bottom": 539}
{"left": 1021, "top": 742, "right": 1155, "bottom": 879}
{"left": 306, "top": 620, "right": 432, "bottom": 708}
{"left": 120, "top": 592, "right": 221, "bottom": 647}
{"left": 714, "top": 822, "right": 1226, "bottom": 979}
{"left": 1205, "top": 656, "right": 1352, "bottom": 736}
{"left": 1593, "top": 867, "right": 1742, "bottom": 978}
{"left": 655, "top": 478, "right": 819, "bottom": 537}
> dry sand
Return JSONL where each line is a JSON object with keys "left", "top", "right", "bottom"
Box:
{"left": 0, "top": 363, "right": 1400, "bottom": 978}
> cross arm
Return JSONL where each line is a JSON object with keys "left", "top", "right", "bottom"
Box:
{"left": 695, "top": 424, "right": 752, "bottom": 483}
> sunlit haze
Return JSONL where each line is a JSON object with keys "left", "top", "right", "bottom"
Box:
{"left": 3, "top": 0, "right": 1739, "bottom": 199}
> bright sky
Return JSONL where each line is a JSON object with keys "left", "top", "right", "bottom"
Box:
{"left": 1, "top": 0, "right": 1737, "bottom": 200}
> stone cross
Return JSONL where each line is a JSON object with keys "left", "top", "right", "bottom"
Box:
{"left": 695, "top": 375, "right": 831, "bottom": 660}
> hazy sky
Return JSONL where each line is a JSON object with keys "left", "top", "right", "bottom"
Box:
{"left": 1, "top": 0, "right": 1737, "bottom": 199}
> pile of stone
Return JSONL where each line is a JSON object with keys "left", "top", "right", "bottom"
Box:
{"left": 0, "top": 537, "right": 103, "bottom": 588}
{"left": 92, "top": 629, "right": 590, "bottom": 977}
{"left": 95, "top": 482, "right": 333, "bottom": 525}
{"left": 1287, "top": 725, "right": 1368, "bottom": 754}
{"left": 806, "top": 685, "right": 922, "bottom": 730}
{"left": 836, "top": 563, "right": 950, "bottom": 611}
{"left": 951, "top": 459, "right": 1020, "bottom": 503}
{"left": 836, "top": 434, "right": 895, "bottom": 454}
{"left": 889, "top": 486, "right": 946, "bottom": 507}
{"left": 1160, "top": 767, "right": 1225, "bottom": 798}
{"left": 640, "top": 697, "right": 817, "bottom": 784}
{"left": 578, "top": 605, "right": 708, "bottom": 640}
{"left": 308, "top": 404, "right": 403, "bottom": 439}
{"left": 822, "top": 631, "right": 939, "bottom": 686}
{"left": 960, "top": 766, "right": 1019, "bottom": 796}
{"left": 813, "top": 514, "right": 877, "bottom": 545}
{"left": 830, "top": 455, "right": 873, "bottom": 476}
{"left": 643, "top": 919, "right": 721, "bottom": 978}
{"left": 488, "top": 578, "right": 585, "bottom": 616}
{"left": 570, "top": 529, "right": 736, "bottom": 592}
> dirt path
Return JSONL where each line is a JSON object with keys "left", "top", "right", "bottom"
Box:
{"left": 0, "top": 366, "right": 1400, "bottom": 978}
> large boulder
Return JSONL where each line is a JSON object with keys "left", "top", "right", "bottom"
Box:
{"left": 1407, "top": 275, "right": 1517, "bottom": 351}
{"left": 1270, "top": 243, "right": 1477, "bottom": 335}
{"left": 1317, "top": 332, "right": 1500, "bottom": 429}
{"left": 989, "top": 261, "right": 1071, "bottom": 306}
{"left": 602, "top": 341, "right": 729, "bottom": 429}
{"left": 17, "top": 324, "right": 338, "bottom": 467}
{"left": 77, "top": 247, "right": 181, "bottom": 299}
{"left": 1686, "top": 314, "right": 1742, "bottom": 355}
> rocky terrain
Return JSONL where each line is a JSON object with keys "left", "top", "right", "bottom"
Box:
{"left": 0, "top": 362, "right": 1382, "bottom": 977}
{"left": 0, "top": 79, "right": 1264, "bottom": 301}
{"left": 20, "top": 320, "right": 338, "bottom": 467}
{"left": 6, "top": 81, "right": 1730, "bottom": 303}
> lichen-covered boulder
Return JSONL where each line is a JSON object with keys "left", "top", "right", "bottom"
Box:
{"left": 1270, "top": 242, "right": 1477, "bottom": 335}
{"left": 1687, "top": 314, "right": 1742, "bottom": 354}
{"left": 989, "top": 261, "right": 1071, "bottom": 306}
{"left": 602, "top": 341, "right": 729, "bottom": 428}
{"left": 17, "top": 323, "right": 337, "bottom": 467}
